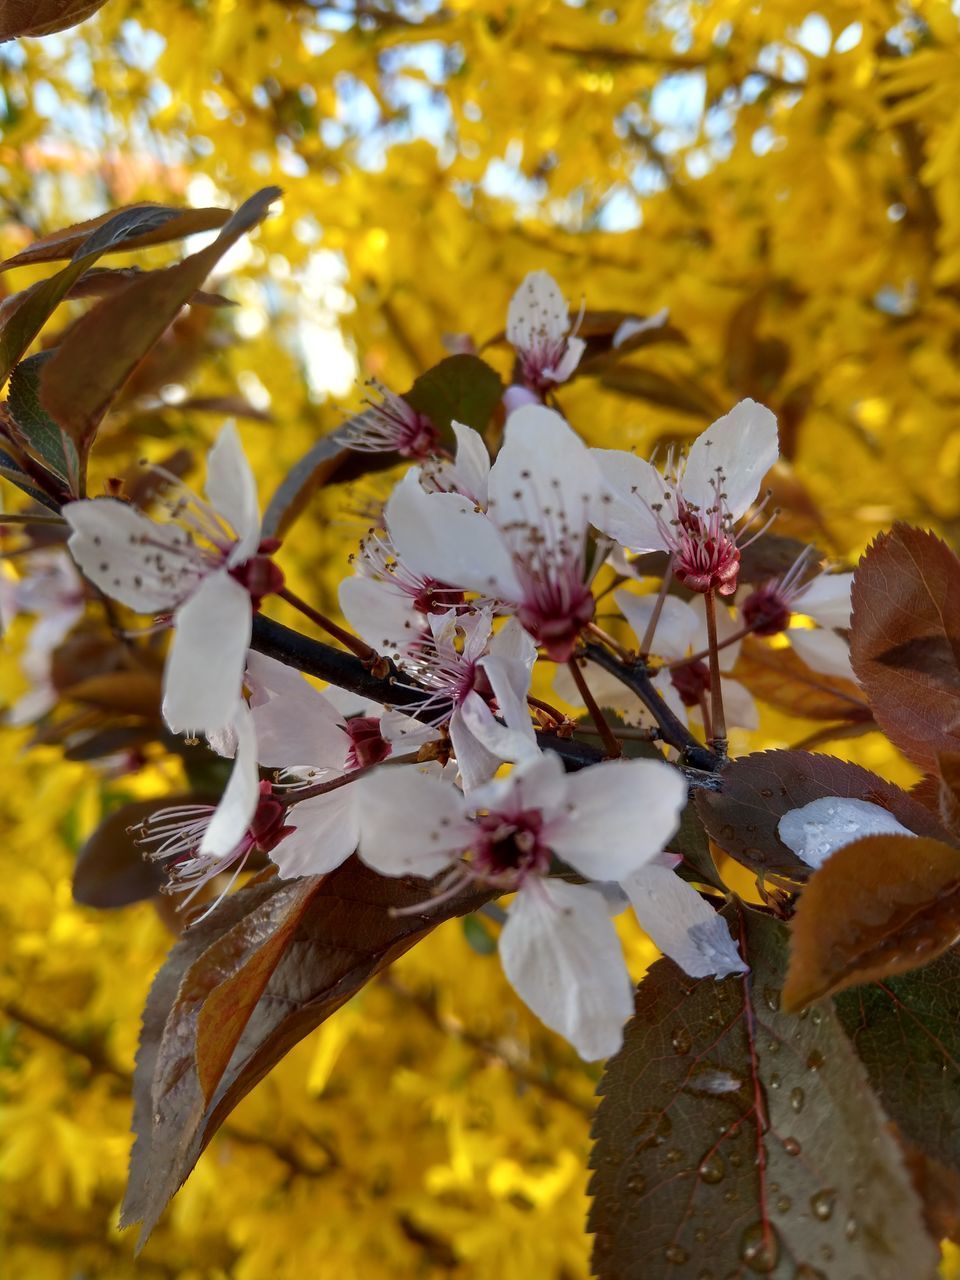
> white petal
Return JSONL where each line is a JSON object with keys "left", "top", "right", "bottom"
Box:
{"left": 681, "top": 399, "right": 779, "bottom": 520}
{"left": 718, "top": 677, "right": 759, "bottom": 731}
{"left": 63, "top": 498, "right": 198, "bottom": 612}
{"left": 338, "top": 575, "right": 426, "bottom": 658}
{"left": 271, "top": 787, "right": 358, "bottom": 877}
{"left": 793, "top": 571, "right": 854, "bottom": 630}
{"left": 778, "top": 796, "right": 915, "bottom": 870}
{"left": 787, "top": 627, "right": 855, "bottom": 681}
{"left": 162, "top": 571, "right": 251, "bottom": 735}
{"left": 478, "top": 653, "right": 536, "bottom": 749}
{"left": 448, "top": 419, "right": 491, "bottom": 506}
{"left": 591, "top": 449, "right": 670, "bottom": 553}
{"left": 615, "top": 590, "right": 699, "bottom": 662}
{"left": 499, "top": 880, "right": 633, "bottom": 1061}
{"left": 199, "top": 704, "right": 259, "bottom": 858}
{"left": 544, "top": 335, "right": 586, "bottom": 384}
{"left": 378, "top": 708, "right": 439, "bottom": 748}
{"left": 612, "top": 308, "right": 669, "bottom": 349}
{"left": 386, "top": 471, "right": 522, "bottom": 601}
{"left": 553, "top": 660, "right": 648, "bottom": 723}
{"left": 488, "top": 614, "right": 537, "bottom": 667}
{"left": 623, "top": 864, "right": 748, "bottom": 979}
{"left": 650, "top": 670, "right": 690, "bottom": 728}
{"left": 450, "top": 701, "right": 504, "bottom": 792}
{"left": 506, "top": 270, "right": 570, "bottom": 352}
{"left": 205, "top": 422, "right": 261, "bottom": 563}
{"left": 546, "top": 757, "right": 686, "bottom": 881}
{"left": 356, "top": 766, "right": 472, "bottom": 876}
{"left": 249, "top": 689, "right": 349, "bottom": 770}
{"left": 471, "top": 748, "right": 569, "bottom": 817}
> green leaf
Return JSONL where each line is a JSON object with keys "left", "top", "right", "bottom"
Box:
{"left": 588, "top": 909, "right": 938, "bottom": 1279}
{"left": 462, "top": 912, "right": 498, "bottom": 955}
{"left": 38, "top": 188, "right": 281, "bottom": 458}
{"left": 404, "top": 353, "right": 503, "bottom": 435}
{"left": 6, "top": 352, "right": 80, "bottom": 493}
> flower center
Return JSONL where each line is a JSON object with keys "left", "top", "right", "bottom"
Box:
{"left": 670, "top": 658, "right": 712, "bottom": 707}
{"left": 229, "top": 537, "right": 285, "bottom": 608}
{"left": 741, "top": 584, "right": 791, "bottom": 636}
{"left": 344, "top": 716, "right": 393, "bottom": 769}
{"left": 472, "top": 809, "right": 550, "bottom": 883}
{"left": 411, "top": 577, "right": 466, "bottom": 615}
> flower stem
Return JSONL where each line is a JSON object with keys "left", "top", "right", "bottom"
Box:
{"left": 703, "top": 589, "right": 727, "bottom": 757}
{"left": 639, "top": 557, "right": 674, "bottom": 656}
{"left": 283, "top": 750, "right": 423, "bottom": 805}
{"left": 278, "top": 586, "right": 377, "bottom": 662}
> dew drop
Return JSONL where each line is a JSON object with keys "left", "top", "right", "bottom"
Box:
{"left": 626, "top": 1175, "right": 646, "bottom": 1195}
{"left": 766, "top": 1038, "right": 781, "bottom": 1055}
{"left": 806, "top": 1050, "right": 825, "bottom": 1072}
{"left": 664, "top": 1147, "right": 684, "bottom": 1165}
{"left": 763, "top": 987, "right": 781, "bottom": 1012}
{"left": 782, "top": 1137, "right": 802, "bottom": 1157}
{"left": 697, "top": 1271, "right": 714, "bottom": 1280}
{"left": 790, "top": 1087, "right": 805, "bottom": 1113}
{"left": 844, "top": 1214, "right": 858, "bottom": 1240}
{"left": 664, "top": 1245, "right": 689, "bottom": 1265}
{"left": 728, "top": 1151, "right": 743, "bottom": 1169}
{"left": 760, "top": 787, "right": 774, "bottom": 798}
{"left": 694, "top": 1228, "right": 708, "bottom": 1244}
{"left": 810, "top": 1189, "right": 836, "bottom": 1221}
{"left": 740, "top": 1221, "right": 780, "bottom": 1273}
{"left": 633, "top": 1112, "right": 672, "bottom": 1152}
{"left": 776, "top": 1195, "right": 792, "bottom": 1213}
{"left": 769, "top": 1072, "right": 781, "bottom": 1090}
{"left": 685, "top": 1065, "right": 744, "bottom": 1096}
{"left": 795, "top": 1268, "right": 827, "bottom": 1280}
{"left": 698, "top": 1153, "right": 726, "bottom": 1184}
{"left": 672, "top": 1026, "right": 693, "bottom": 1055}
{"left": 810, "top": 1008, "right": 823, "bottom": 1026}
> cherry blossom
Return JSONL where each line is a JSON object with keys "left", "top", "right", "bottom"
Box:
{"left": 778, "top": 796, "right": 915, "bottom": 870}
{"left": 592, "top": 399, "right": 779, "bottom": 597}
{"left": 356, "top": 750, "right": 686, "bottom": 1059}
{"left": 507, "top": 270, "right": 586, "bottom": 392}
{"left": 385, "top": 404, "right": 608, "bottom": 661}
{"left": 343, "top": 380, "right": 439, "bottom": 459}
{"left": 62, "top": 423, "right": 280, "bottom": 736}
{"left": 0, "top": 550, "right": 85, "bottom": 725}
{"left": 740, "top": 555, "right": 855, "bottom": 679}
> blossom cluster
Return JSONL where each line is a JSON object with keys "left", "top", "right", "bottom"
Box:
{"left": 10, "top": 271, "right": 858, "bottom": 1062}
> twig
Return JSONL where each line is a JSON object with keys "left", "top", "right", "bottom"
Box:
{"left": 567, "top": 659, "right": 621, "bottom": 758}
{"left": 278, "top": 586, "right": 377, "bottom": 661}
{"left": 703, "top": 590, "right": 727, "bottom": 756}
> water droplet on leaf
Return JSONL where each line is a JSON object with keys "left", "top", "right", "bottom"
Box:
{"left": 672, "top": 1027, "right": 693, "bottom": 1054}
{"left": 698, "top": 1153, "right": 726, "bottom": 1184}
{"left": 664, "top": 1245, "right": 689, "bottom": 1265}
{"left": 810, "top": 1189, "right": 836, "bottom": 1221}
{"left": 740, "top": 1222, "right": 780, "bottom": 1273}
{"left": 790, "top": 1087, "right": 805, "bottom": 1113}
{"left": 782, "top": 1137, "right": 802, "bottom": 1157}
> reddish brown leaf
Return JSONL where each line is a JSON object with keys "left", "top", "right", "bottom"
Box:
{"left": 0, "top": 204, "right": 229, "bottom": 272}
{"left": 731, "top": 634, "right": 870, "bottom": 722}
{"left": 121, "top": 857, "right": 492, "bottom": 1244}
{"left": 72, "top": 797, "right": 189, "bottom": 908}
{"left": 784, "top": 833, "right": 960, "bottom": 1010}
{"left": 696, "top": 748, "right": 952, "bottom": 882}
{"left": 899, "top": 1139, "right": 960, "bottom": 1243}
{"left": 64, "top": 671, "right": 162, "bottom": 717}
{"left": 851, "top": 524, "right": 960, "bottom": 770}
{"left": 0, "top": 0, "right": 108, "bottom": 38}
{"left": 736, "top": 532, "right": 823, "bottom": 585}
{"left": 938, "top": 750, "right": 960, "bottom": 839}
{"left": 38, "top": 188, "right": 280, "bottom": 455}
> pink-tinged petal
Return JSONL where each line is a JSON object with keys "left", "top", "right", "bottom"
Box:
{"left": 502, "top": 384, "right": 542, "bottom": 415}
{"left": 63, "top": 498, "right": 198, "bottom": 612}
{"left": 450, "top": 701, "right": 504, "bottom": 793}
{"left": 499, "top": 880, "right": 633, "bottom": 1061}
{"left": 544, "top": 334, "right": 586, "bottom": 383}
{"left": 622, "top": 864, "right": 748, "bottom": 979}
{"left": 506, "top": 270, "right": 570, "bottom": 353}
{"left": 793, "top": 571, "right": 854, "bottom": 630}
{"left": 205, "top": 422, "right": 261, "bottom": 563}
{"left": 615, "top": 590, "right": 699, "bottom": 662}
{"left": 547, "top": 758, "right": 686, "bottom": 881}
{"left": 199, "top": 705, "right": 259, "bottom": 858}
{"left": 591, "top": 449, "right": 670, "bottom": 553}
{"left": 356, "top": 766, "right": 472, "bottom": 876}
{"left": 787, "top": 626, "right": 855, "bottom": 681}
{"left": 612, "top": 308, "right": 669, "bottom": 349}
{"left": 162, "top": 571, "right": 251, "bottom": 735}
{"left": 778, "top": 796, "right": 914, "bottom": 870}
{"left": 271, "top": 787, "right": 359, "bottom": 877}
{"left": 681, "top": 399, "right": 779, "bottom": 520}
{"left": 338, "top": 575, "right": 426, "bottom": 658}
{"left": 386, "top": 471, "right": 522, "bottom": 601}
{"left": 488, "top": 405, "right": 603, "bottom": 539}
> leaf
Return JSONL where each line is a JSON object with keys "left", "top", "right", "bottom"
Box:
{"left": 260, "top": 428, "right": 394, "bottom": 540}
{"left": 695, "top": 748, "right": 952, "bottom": 882}
{"left": 38, "top": 188, "right": 281, "bottom": 456}
{"left": 783, "top": 833, "right": 960, "bottom": 1009}
{"left": 0, "top": 0, "right": 109, "bottom": 38}
{"left": 0, "top": 441, "right": 64, "bottom": 510}
{"left": 588, "top": 909, "right": 938, "bottom": 1280}
{"left": 0, "top": 204, "right": 230, "bottom": 272}
{"left": 404, "top": 353, "right": 503, "bottom": 434}
{"left": 835, "top": 950, "right": 960, "bottom": 1175}
{"left": 63, "top": 671, "right": 163, "bottom": 717}
{"left": 6, "top": 352, "right": 80, "bottom": 492}
{"left": 731, "top": 635, "right": 870, "bottom": 723}
{"left": 850, "top": 524, "right": 960, "bottom": 770}
{"left": 72, "top": 797, "right": 186, "bottom": 908}
{"left": 598, "top": 365, "right": 724, "bottom": 418}
{"left": 669, "top": 801, "right": 724, "bottom": 891}
{"left": 121, "top": 857, "right": 492, "bottom": 1244}
{"left": 938, "top": 750, "right": 960, "bottom": 839}
{"left": 737, "top": 533, "right": 822, "bottom": 585}
{"left": 65, "top": 267, "right": 234, "bottom": 308}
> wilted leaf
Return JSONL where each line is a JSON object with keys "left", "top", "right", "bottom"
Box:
{"left": 836, "top": 950, "right": 960, "bottom": 1175}
{"left": 0, "top": 204, "right": 230, "bottom": 272}
{"left": 0, "top": 0, "right": 109, "bottom": 38}
{"left": 72, "top": 797, "right": 187, "bottom": 908}
{"left": 850, "top": 524, "right": 960, "bottom": 770}
{"left": 122, "top": 857, "right": 492, "bottom": 1244}
{"left": 696, "top": 748, "right": 951, "bottom": 882}
{"left": 404, "top": 353, "right": 503, "bottom": 434}
{"left": 731, "top": 635, "right": 870, "bottom": 722}
{"left": 783, "top": 833, "right": 960, "bottom": 1010}
{"left": 38, "top": 188, "right": 281, "bottom": 455}
{"left": 6, "top": 352, "right": 80, "bottom": 492}
{"left": 588, "top": 909, "right": 937, "bottom": 1280}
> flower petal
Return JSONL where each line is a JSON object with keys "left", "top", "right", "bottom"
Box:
{"left": 615, "top": 590, "right": 699, "bottom": 662}
{"left": 448, "top": 419, "right": 491, "bottom": 505}
{"left": 63, "top": 498, "right": 199, "bottom": 612}
{"left": 272, "top": 787, "right": 359, "bottom": 877}
{"left": 682, "top": 399, "right": 779, "bottom": 520}
{"left": 793, "top": 571, "right": 854, "bottom": 630}
{"left": 199, "top": 704, "right": 259, "bottom": 858}
{"left": 506, "top": 270, "right": 570, "bottom": 353}
{"left": 778, "top": 796, "right": 915, "bottom": 870}
{"left": 338, "top": 575, "right": 426, "bottom": 659}
{"left": 622, "top": 864, "right": 748, "bottom": 979}
{"left": 450, "top": 700, "right": 504, "bottom": 792}
{"left": 499, "top": 879, "right": 633, "bottom": 1061}
{"left": 356, "top": 765, "right": 471, "bottom": 876}
{"left": 162, "top": 571, "right": 251, "bottom": 735}
{"left": 205, "top": 422, "right": 261, "bottom": 563}
{"left": 547, "top": 757, "right": 686, "bottom": 881}
{"left": 787, "top": 626, "right": 855, "bottom": 681}
{"left": 591, "top": 449, "right": 670, "bottom": 553}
